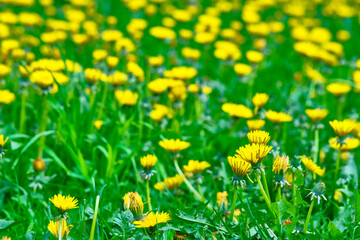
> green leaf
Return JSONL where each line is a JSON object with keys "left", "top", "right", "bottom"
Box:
{"left": 328, "top": 221, "right": 342, "bottom": 237}
{"left": 0, "top": 219, "right": 14, "bottom": 229}
{"left": 355, "top": 189, "right": 360, "bottom": 222}
{"left": 44, "top": 147, "right": 70, "bottom": 174}
{"left": 295, "top": 190, "right": 308, "bottom": 207}
{"left": 278, "top": 198, "right": 296, "bottom": 221}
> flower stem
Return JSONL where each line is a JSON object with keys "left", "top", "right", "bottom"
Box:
{"left": 146, "top": 180, "right": 152, "bottom": 211}
{"left": 174, "top": 160, "right": 204, "bottom": 202}
{"left": 337, "top": 99, "right": 343, "bottom": 120}
{"left": 334, "top": 148, "right": 342, "bottom": 182}
{"left": 229, "top": 189, "right": 238, "bottom": 222}
{"left": 19, "top": 91, "right": 27, "bottom": 133}
{"left": 261, "top": 169, "right": 270, "bottom": 200}
{"left": 58, "top": 218, "right": 62, "bottom": 240}
{"left": 304, "top": 199, "right": 315, "bottom": 233}
{"left": 255, "top": 173, "right": 275, "bottom": 218}
{"left": 313, "top": 128, "right": 319, "bottom": 163}
{"left": 277, "top": 187, "right": 282, "bottom": 201}
{"left": 197, "top": 183, "right": 205, "bottom": 202}
{"left": 38, "top": 94, "right": 49, "bottom": 158}
{"left": 89, "top": 195, "right": 100, "bottom": 240}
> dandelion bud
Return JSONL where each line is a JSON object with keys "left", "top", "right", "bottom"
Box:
{"left": 123, "top": 192, "right": 144, "bottom": 219}
{"left": 33, "top": 158, "right": 45, "bottom": 172}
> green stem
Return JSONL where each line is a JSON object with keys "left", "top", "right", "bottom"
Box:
{"left": 261, "top": 169, "right": 270, "bottom": 200}
{"left": 97, "top": 83, "right": 109, "bottom": 120}
{"left": 146, "top": 180, "right": 152, "bottom": 211}
{"left": 229, "top": 189, "right": 238, "bottom": 222}
{"left": 174, "top": 160, "right": 204, "bottom": 202}
{"left": 337, "top": 99, "right": 343, "bottom": 120}
{"left": 58, "top": 218, "right": 62, "bottom": 240}
{"left": 19, "top": 91, "right": 27, "bottom": 133}
{"left": 313, "top": 128, "right": 319, "bottom": 163}
{"left": 334, "top": 148, "right": 342, "bottom": 182}
{"left": 277, "top": 187, "right": 281, "bottom": 202}
{"left": 89, "top": 195, "right": 100, "bottom": 240}
{"left": 281, "top": 123, "right": 288, "bottom": 153}
{"left": 197, "top": 183, "right": 205, "bottom": 202}
{"left": 255, "top": 173, "right": 275, "bottom": 218}
{"left": 304, "top": 199, "right": 315, "bottom": 233}
{"left": 38, "top": 94, "right": 49, "bottom": 158}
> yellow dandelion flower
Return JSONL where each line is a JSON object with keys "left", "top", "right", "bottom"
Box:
{"left": 133, "top": 212, "right": 171, "bottom": 228}
{"left": 246, "top": 119, "right": 266, "bottom": 131}
{"left": 272, "top": 155, "right": 289, "bottom": 175}
{"left": 49, "top": 194, "right": 78, "bottom": 211}
{"left": 329, "top": 119, "right": 355, "bottom": 137}
{"left": 326, "top": 83, "right": 351, "bottom": 97}
{"left": 236, "top": 144, "right": 273, "bottom": 166}
{"left": 227, "top": 155, "right": 252, "bottom": 177}
{"left": 140, "top": 154, "right": 157, "bottom": 170}
{"left": 221, "top": 103, "right": 253, "bottom": 118}
{"left": 148, "top": 56, "right": 165, "bottom": 67}
{"left": 246, "top": 50, "right": 264, "bottom": 64}
{"left": 0, "top": 135, "right": 9, "bottom": 148}
{"left": 329, "top": 137, "right": 359, "bottom": 151}
{"left": 47, "top": 219, "right": 72, "bottom": 238}
{"left": 252, "top": 93, "right": 269, "bottom": 112}
{"left": 247, "top": 130, "right": 270, "bottom": 145}
{"left": 216, "top": 191, "right": 229, "bottom": 207}
{"left": 154, "top": 174, "right": 184, "bottom": 191}
{"left": 265, "top": 110, "right": 293, "bottom": 123}
{"left": 159, "top": 139, "right": 190, "bottom": 153}
{"left": 301, "top": 156, "right": 325, "bottom": 179}
{"left": 123, "top": 192, "right": 144, "bottom": 218}
{"left": 115, "top": 90, "right": 138, "bottom": 106}
{"left": 30, "top": 70, "right": 54, "bottom": 88}
{"left": 234, "top": 63, "right": 252, "bottom": 77}
{"left": 334, "top": 189, "right": 343, "bottom": 203}
{"left": 0, "top": 90, "right": 15, "bottom": 104}
{"left": 183, "top": 160, "right": 211, "bottom": 175}
{"left": 93, "top": 120, "right": 104, "bottom": 130}
{"left": 305, "top": 108, "right": 329, "bottom": 122}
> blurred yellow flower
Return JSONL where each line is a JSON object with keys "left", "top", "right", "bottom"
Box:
{"left": 222, "top": 103, "right": 253, "bottom": 118}
{"left": 115, "top": 90, "right": 138, "bottom": 106}
{"left": 234, "top": 63, "right": 252, "bottom": 77}
{"left": 159, "top": 139, "right": 190, "bottom": 153}
{"left": 252, "top": 93, "right": 269, "bottom": 112}
{"left": 133, "top": 212, "right": 171, "bottom": 228}
{"left": 154, "top": 174, "right": 184, "bottom": 191}
{"left": 329, "top": 137, "right": 359, "bottom": 151}
{"left": 305, "top": 108, "right": 328, "bottom": 122}
{"left": 183, "top": 160, "right": 211, "bottom": 175}
{"left": 246, "top": 50, "right": 264, "bottom": 64}
{"left": 301, "top": 156, "right": 325, "bottom": 179}
{"left": 216, "top": 191, "right": 229, "bottom": 207}
{"left": 265, "top": 110, "right": 292, "bottom": 123}
{"left": 247, "top": 119, "right": 265, "bottom": 131}
{"left": 329, "top": 119, "right": 355, "bottom": 137}
{"left": 326, "top": 83, "right": 351, "bottom": 97}
{"left": 0, "top": 90, "right": 15, "bottom": 104}
{"left": 93, "top": 120, "right": 103, "bottom": 130}
{"left": 140, "top": 154, "right": 157, "bottom": 170}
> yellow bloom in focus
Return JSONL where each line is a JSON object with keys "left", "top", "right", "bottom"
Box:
{"left": 140, "top": 154, "right": 157, "bottom": 170}
{"left": 301, "top": 156, "right": 325, "bottom": 179}
{"left": 272, "top": 155, "right": 289, "bottom": 175}
{"left": 47, "top": 219, "right": 72, "bottom": 238}
{"left": 0, "top": 90, "right": 15, "bottom": 104}
{"left": 183, "top": 160, "right": 211, "bottom": 175}
{"left": 252, "top": 93, "right": 269, "bottom": 113}
{"left": 329, "top": 137, "right": 359, "bottom": 151}
{"left": 222, "top": 103, "right": 253, "bottom": 118}
{"left": 159, "top": 139, "right": 190, "bottom": 153}
{"left": 93, "top": 120, "right": 103, "bottom": 130}
{"left": 133, "top": 212, "right": 171, "bottom": 228}
{"left": 305, "top": 108, "right": 328, "bottom": 122}
{"left": 246, "top": 50, "right": 264, "bottom": 64}
{"left": 326, "top": 83, "right": 351, "bottom": 97}
{"left": 227, "top": 155, "right": 251, "bottom": 177}
{"left": 216, "top": 191, "right": 229, "bottom": 207}
{"left": 329, "top": 119, "right": 355, "bottom": 137}
{"left": 154, "top": 174, "right": 184, "bottom": 191}
{"left": 236, "top": 144, "right": 273, "bottom": 166}
{"left": 123, "top": 192, "right": 144, "bottom": 218}
{"left": 115, "top": 90, "right": 138, "bottom": 106}
{"left": 247, "top": 130, "right": 270, "bottom": 145}
{"left": 247, "top": 119, "right": 265, "bottom": 131}
{"left": 49, "top": 194, "right": 78, "bottom": 212}
{"left": 265, "top": 110, "right": 293, "bottom": 123}
{"left": 234, "top": 63, "right": 252, "bottom": 77}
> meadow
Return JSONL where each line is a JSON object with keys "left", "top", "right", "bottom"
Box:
{"left": 1, "top": 0, "right": 360, "bottom": 239}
